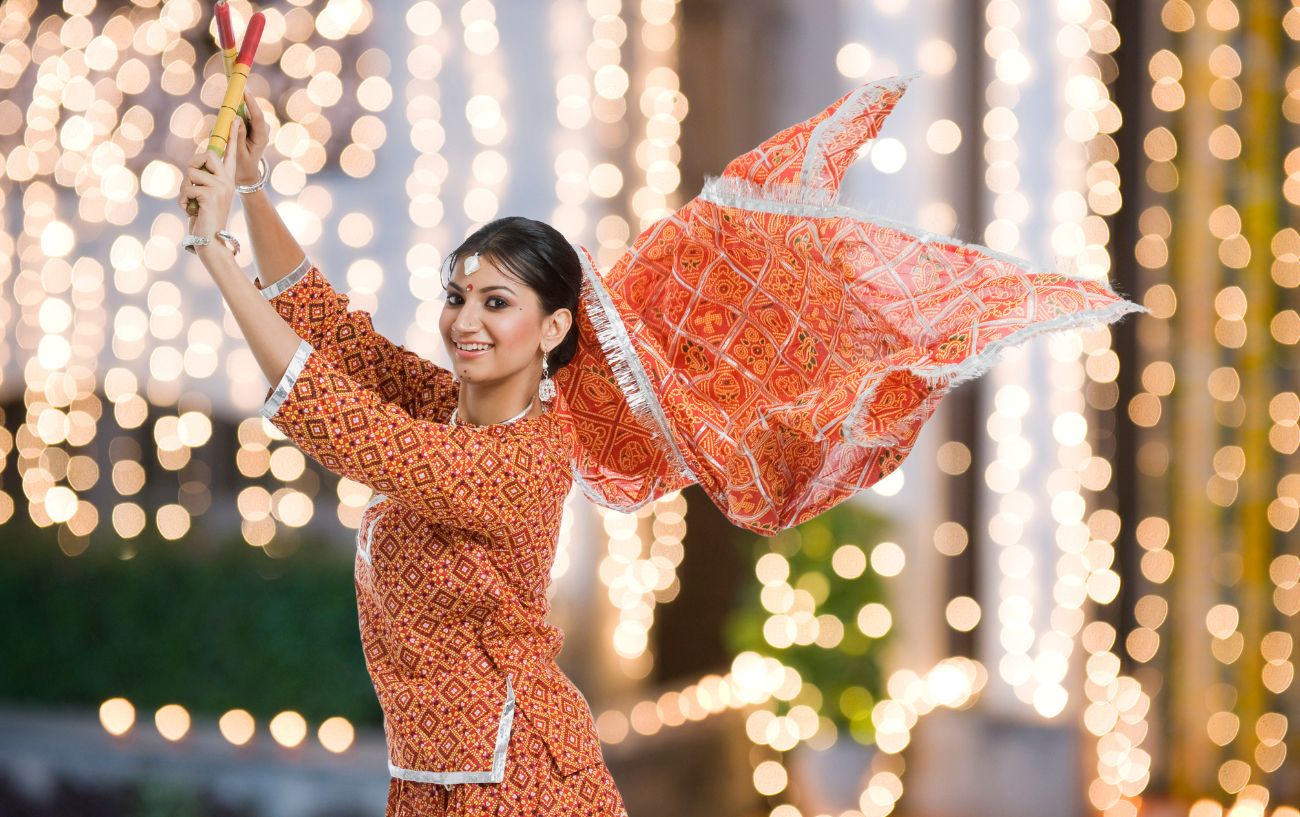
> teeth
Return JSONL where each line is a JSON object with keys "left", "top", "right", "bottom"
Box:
{"left": 457, "top": 343, "right": 492, "bottom": 351}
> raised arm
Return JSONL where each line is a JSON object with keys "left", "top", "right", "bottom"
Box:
{"left": 234, "top": 93, "right": 456, "bottom": 419}
{"left": 233, "top": 91, "right": 307, "bottom": 292}
{"left": 254, "top": 259, "right": 459, "bottom": 420}
{"left": 183, "top": 133, "right": 544, "bottom": 542}
{"left": 261, "top": 340, "right": 555, "bottom": 540}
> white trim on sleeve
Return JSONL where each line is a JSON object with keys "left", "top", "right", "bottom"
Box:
{"left": 260, "top": 339, "right": 314, "bottom": 420}
{"left": 258, "top": 255, "right": 313, "bottom": 300}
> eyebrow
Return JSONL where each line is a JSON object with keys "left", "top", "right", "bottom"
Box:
{"left": 446, "top": 281, "right": 516, "bottom": 294}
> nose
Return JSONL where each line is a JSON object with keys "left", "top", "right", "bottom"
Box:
{"left": 451, "top": 302, "right": 483, "bottom": 335}
{"left": 452, "top": 295, "right": 483, "bottom": 323}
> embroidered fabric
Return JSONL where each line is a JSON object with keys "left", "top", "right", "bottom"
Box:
{"left": 255, "top": 261, "right": 614, "bottom": 793}
{"left": 387, "top": 675, "right": 516, "bottom": 785}
{"left": 261, "top": 338, "right": 312, "bottom": 420}
{"left": 552, "top": 74, "right": 1149, "bottom": 535}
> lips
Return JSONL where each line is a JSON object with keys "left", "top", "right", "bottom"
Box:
{"left": 454, "top": 341, "right": 493, "bottom": 357}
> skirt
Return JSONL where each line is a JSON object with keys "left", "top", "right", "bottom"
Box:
{"left": 385, "top": 717, "right": 628, "bottom": 817}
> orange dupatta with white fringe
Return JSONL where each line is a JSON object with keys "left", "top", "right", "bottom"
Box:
{"left": 553, "top": 75, "right": 1147, "bottom": 536}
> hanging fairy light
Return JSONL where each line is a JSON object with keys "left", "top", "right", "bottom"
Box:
{"left": 0, "top": 0, "right": 381, "bottom": 552}
{"left": 597, "top": 491, "right": 687, "bottom": 679}
{"left": 586, "top": 0, "right": 631, "bottom": 270}
{"left": 550, "top": 0, "right": 595, "bottom": 239}
{"left": 461, "top": 0, "right": 506, "bottom": 231}
{"left": 630, "top": 0, "right": 684, "bottom": 232}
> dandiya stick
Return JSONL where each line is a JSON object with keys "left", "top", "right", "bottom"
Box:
{"left": 187, "top": 9, "right": 264, "bottom": 216}
{"left": 214, "top": 1, "right": 251, "bottom": 127}
{"left": 208, "top": 10, "right": 263, "bottom": 157}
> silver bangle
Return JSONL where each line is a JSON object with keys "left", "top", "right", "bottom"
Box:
{"left": 182, "top": 234, "right": 211, "bottom": 254}
{"left": 215, "top": 229, "right": 241, "bottom": 255}
{"left": 183, "top": 230, "right": 240, "bottom": 255}
{"left": 236, "top": 157, "right": 269, "bottom": 195}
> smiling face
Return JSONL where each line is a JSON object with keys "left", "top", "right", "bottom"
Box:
{"left": 439, "top": 253, "right": 570, "bottom": 387}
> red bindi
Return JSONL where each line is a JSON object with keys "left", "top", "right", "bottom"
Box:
{"left": 465, "top": 284, "right": 473, "bottom": 291}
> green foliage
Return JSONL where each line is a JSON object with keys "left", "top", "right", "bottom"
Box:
{"left": 723, "top": 499, "right": 893, "bottom": 745}
{"left": 130, "top": 777, "right": 204, "bottom": 817}
{"left": 0, "top": 519, "right": 380, "bottom": 725}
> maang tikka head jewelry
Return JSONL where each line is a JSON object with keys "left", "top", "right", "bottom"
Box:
{"left": 463, "top": 251, "right": 481, "bottom": 275}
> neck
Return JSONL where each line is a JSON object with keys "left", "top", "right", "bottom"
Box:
{"left": 455, "top": 380, "right": 543, "bottom": 425}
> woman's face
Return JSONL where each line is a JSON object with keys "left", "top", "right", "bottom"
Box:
{"left": 438, "top": 253, "right": 569, "bottom": 386}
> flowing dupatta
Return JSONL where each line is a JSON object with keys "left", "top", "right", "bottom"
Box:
{"left": 550, "top": 75, "right": 1148, "bottom": 536}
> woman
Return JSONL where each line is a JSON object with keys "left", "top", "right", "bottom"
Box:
{"left": 181, "top": 75, "right": 1144, "bottom": 815}
{"left": 180, "top": 95, "right": 627, "bottom": 816}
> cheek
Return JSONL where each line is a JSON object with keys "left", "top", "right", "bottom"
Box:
{"left": 493, "top": 310, "right": 540, "bottom": 354}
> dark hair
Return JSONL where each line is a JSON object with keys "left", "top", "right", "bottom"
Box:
{"left": 443, "top": 216, "right": 582, "bottom": 371}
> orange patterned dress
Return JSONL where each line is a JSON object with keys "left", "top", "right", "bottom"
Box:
{"left": 257, "top": 262, "right": 627, "bottom": 816}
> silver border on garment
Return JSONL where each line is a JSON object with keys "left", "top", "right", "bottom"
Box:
{"left": 260, "top": 339, "right": 313, "bottom": 420}
{"left": 357, "top": 494, "right": 387, "bottom": 565}
{"left": 387, "top": 674, "right": 515, "bottom": 785}
{"left": 258, "top": 255, "right": 313, "bottom": 300}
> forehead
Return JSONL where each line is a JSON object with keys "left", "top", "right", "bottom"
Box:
{"left": 449, "top": 254, "right": 502, "bottom": 284}
{"left": 446, "top": 254, "right": 527, "bottom": 294}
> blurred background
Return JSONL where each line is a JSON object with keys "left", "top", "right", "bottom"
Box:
{"left": 0, "top": 1, "right": 1297, "bottom": 816}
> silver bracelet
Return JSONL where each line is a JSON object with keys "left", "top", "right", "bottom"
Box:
{"left": 182, "top": 230, "right": 240, "bottom": 255}
{"left": 215, "top": 229, "right": 241, "bottom": 255}
{"left": 181, "top": 234, "right": 211, "bottom": 254}
{"left": 236, "top": 157, "right": 269, "bottom": 195}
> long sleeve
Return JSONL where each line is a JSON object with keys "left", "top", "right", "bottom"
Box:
{"left": 261, "top": 340, "right": 553, "bottom": 540}
{"left": 256, "top": 257, "right": 458, "bottom": 421}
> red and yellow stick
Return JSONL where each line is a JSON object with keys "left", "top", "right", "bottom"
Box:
{"left": 187, "top": 9, "right": 264, "bottom": 215}
{"left": 214, "top": 1, "right": 251, "bottom": 128}
{"left": 208, "top": 10, "right": 263, "bottom": 157}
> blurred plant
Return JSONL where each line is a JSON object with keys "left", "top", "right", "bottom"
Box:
{"left": 724, "top": 498, "right": 893, "bottom": 745}
{"left": 0, "top": 519, "right": 379, "bottom": 725}
{"left": 131, "top": 777, "right": 203, "bottom": 817}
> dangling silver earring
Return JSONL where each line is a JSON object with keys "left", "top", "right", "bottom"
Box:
{"left": 538, "top": 352, "right": 555, "bottom": 402}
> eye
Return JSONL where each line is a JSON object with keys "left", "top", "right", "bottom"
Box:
{"left": 442, "top": 293, "right": 509, "bottom": 308}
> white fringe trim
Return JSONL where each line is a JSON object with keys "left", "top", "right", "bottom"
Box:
{"left": 570, "top": 469, "right": 656, "bottom": 514}
{"left": 843, "top": 296, "right": 1147, "bottom": 447}
{"left": 570, "top": 244, "right": 699, "bottom": 485}
{"left": 800, "top": 73, "right": 918, "bottom": 189}
{"left": 694, "top": 172, "right": 1150, "bottom": 449}
{"left": 699, "top": 174, "right": 1121, "bottom": 286}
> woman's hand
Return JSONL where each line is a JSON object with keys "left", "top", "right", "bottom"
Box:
{"left": 178, "top": 117, "right": 244, "bottom": 242}
{"left": 234, "top": 91, "right": 270, "bottom": 186}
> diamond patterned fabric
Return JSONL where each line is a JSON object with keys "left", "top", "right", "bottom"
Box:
{"left": 554, "top": 74, "right": 1148, "bottom": 535}
{"left": 257, "top": 267, "right": 615, "bottom": 802}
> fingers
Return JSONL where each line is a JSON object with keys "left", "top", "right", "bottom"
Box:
{"left": 181, "top": 185, "right": 210, "bottom": 217}
{"left": 198, "top": 150, "right": 218, "bottom": 172}
{"left": 244, "top": 90, "right": 265, "bottom": 129}
{"left": 226, "top": 119, "right": 241, "bottom": 170}
{"left": 186, "top": 168, "right": 216, "bottom": 186}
